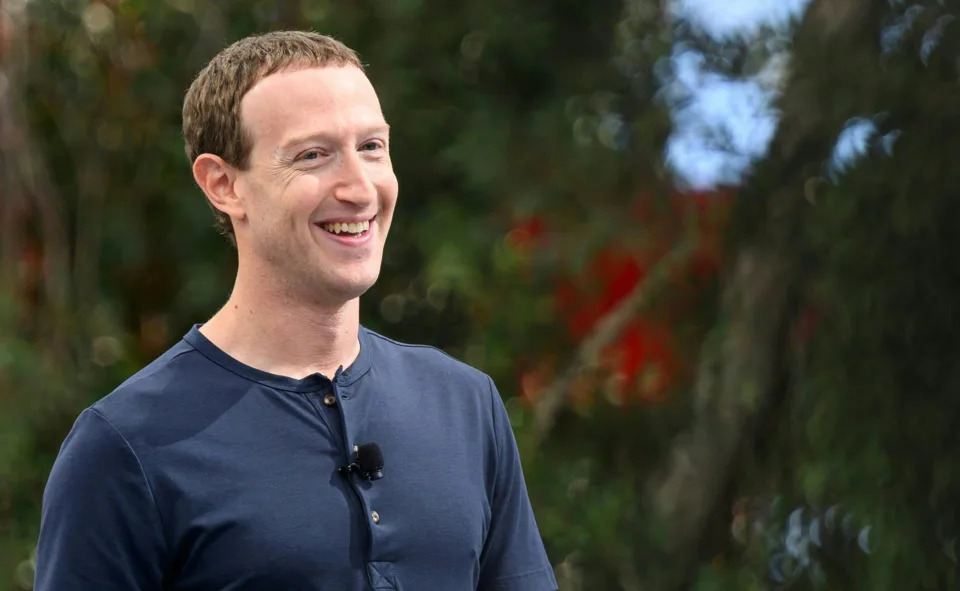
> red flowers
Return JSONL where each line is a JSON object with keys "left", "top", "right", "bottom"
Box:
{"left": 554, "top": 249, "right": 678, "bottom": 403}
{"left": 511, "top": 190, "right": 732, "bottom": 407}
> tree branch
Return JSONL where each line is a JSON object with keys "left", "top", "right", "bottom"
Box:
{"left": 639, "top": 0, "right": 886, "bottom": 584}
{"left": 531, "top": 230, "right": 697, "bottom": 444}
{"left": 650, "top": 240, "right": 797, "bottom": 561}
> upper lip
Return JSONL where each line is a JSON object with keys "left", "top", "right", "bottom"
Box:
{"left": 315, "top": 215, "right": 376, "bottom": 225}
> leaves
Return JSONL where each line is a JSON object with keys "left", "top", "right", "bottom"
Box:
{"left": 6, "top": 0, "right": 960, "bottom": 589}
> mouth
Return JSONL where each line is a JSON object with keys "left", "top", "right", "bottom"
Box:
{"left": 317, "top": 217, "right": 373, "bottom": 239}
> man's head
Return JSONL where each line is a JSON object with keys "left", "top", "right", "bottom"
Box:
{"left": 183, "top": 31, "right": 398, "bottom": 305}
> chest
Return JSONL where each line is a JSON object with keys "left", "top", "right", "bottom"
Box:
{"left": 154, "top": 386, "right": 492, "bottom": 590}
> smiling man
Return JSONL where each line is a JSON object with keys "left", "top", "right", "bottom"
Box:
{"left": 34, "top": 31, "right": 557, "bottom": 591}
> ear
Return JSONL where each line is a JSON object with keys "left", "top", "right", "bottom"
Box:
{"left": 192, "top": 153, "right": 247, "bottom": 224}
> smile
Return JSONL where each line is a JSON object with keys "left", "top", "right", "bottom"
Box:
{"left": 319, "top": 219, "right": 371, "bottom": 237}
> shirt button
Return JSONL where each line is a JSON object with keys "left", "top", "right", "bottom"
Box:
{"left": 323, "top": 394, "right": 336, "bottom": 407}
{"left": 371, "top": 510, "right": 380, "bottom": 525}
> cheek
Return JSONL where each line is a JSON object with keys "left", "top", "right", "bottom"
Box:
{"left": 376, "top": 171, "right": 399, "bottom": 209}
{"left": 283, "top": 177, "right": 326, "bottom": 217}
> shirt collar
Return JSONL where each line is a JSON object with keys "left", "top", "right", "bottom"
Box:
{"left": 183, "top": 324, "right": 373, "bottom": 392}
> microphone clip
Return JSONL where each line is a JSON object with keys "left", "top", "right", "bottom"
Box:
{"left": 339, "top": 442, "right": 384, "bottom": 481}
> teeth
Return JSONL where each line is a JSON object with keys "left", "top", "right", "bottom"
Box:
{"left": 321, "top": 220, "right": 371, "bottom": 235}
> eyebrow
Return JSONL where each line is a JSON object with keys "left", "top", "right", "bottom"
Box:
{"left": 278, "top": 124, "right": 391, "bottom": 153}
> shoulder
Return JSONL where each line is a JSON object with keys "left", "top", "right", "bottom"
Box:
{"left": 361, "top": 327, "right": 492, "bottom": 387}
{"left": 87, "top": 338, "right": 207, "bottom": 442}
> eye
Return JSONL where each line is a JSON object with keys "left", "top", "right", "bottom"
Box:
{"left": 295, "top": 147, "right": 331, "bottom": 162}
{"left": 360, "top": 140, "right": 385, "bottom": 152}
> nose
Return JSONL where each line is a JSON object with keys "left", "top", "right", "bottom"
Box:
{"left": 332, "top": 150, "right": 377, "bottom": 206}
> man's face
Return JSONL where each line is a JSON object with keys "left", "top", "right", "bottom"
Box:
{"left": 233, "top": 65, "right": 398, "bottom": 304}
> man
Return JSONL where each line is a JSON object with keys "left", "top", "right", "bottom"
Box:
{"left": 35, "top": 31, "right": 557, "bottom": 591}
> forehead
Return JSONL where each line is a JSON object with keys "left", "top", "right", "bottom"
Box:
{"left": 239, "top": 65, "right": 385, "bottom": 150}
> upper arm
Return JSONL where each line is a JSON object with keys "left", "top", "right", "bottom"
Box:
{"left": 477, "top": 377, "right": 557, "bottom": 591}
{"left": 35, "top": 408, "right": 167, "bottom": 591}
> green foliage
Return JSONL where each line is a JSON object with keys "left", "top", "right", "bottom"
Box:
{"left": 6, "top": 0, "right": 960, "bottom": 589}
{"left": 707, "top": 3, "right": 960, "bottom": 589}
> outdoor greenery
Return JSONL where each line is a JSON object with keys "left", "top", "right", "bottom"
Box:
{"left": 3, "top": 0, "right": 960, "bottom": 588}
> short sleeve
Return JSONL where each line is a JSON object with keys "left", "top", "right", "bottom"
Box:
{"left": 478, "top": 377, "right": 557, "bottom": 591}
{"left": 35, "top": 408, "right": 166, "bottom": 590}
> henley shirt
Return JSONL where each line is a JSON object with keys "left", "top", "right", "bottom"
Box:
{"left": 35, "top": 325, "right": 557, "bottom": 591}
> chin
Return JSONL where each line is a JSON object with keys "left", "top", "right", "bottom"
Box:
{"left": 319, "top": 270, "right": 381, "bottom": 302}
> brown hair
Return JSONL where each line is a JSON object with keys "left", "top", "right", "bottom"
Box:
{"left": 182, "top": 31, "right": 364, "bottom": 239}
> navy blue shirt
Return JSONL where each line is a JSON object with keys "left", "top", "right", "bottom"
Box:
{"left": 36, "top": 326, "right": 556, "bottom": 591}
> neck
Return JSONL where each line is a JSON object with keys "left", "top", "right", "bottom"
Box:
{"left": 200, "top": 259, "right": 361, "bottom": 380}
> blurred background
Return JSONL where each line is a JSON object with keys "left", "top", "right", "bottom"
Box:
{"left": 3, "top": 0, "right": 960, "bottom": 588}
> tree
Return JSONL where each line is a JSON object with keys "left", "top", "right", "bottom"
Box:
{"left": 5, "top": 0, "right": 960, "bottom": 589}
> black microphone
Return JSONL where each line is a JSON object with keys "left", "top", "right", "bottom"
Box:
{"left": 338, "top": 442, "right": 384, "bottom": 480}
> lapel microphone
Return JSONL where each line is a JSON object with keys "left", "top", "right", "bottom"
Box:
{"left": 338, "top": 442, "right": 384, "bottom": 480}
